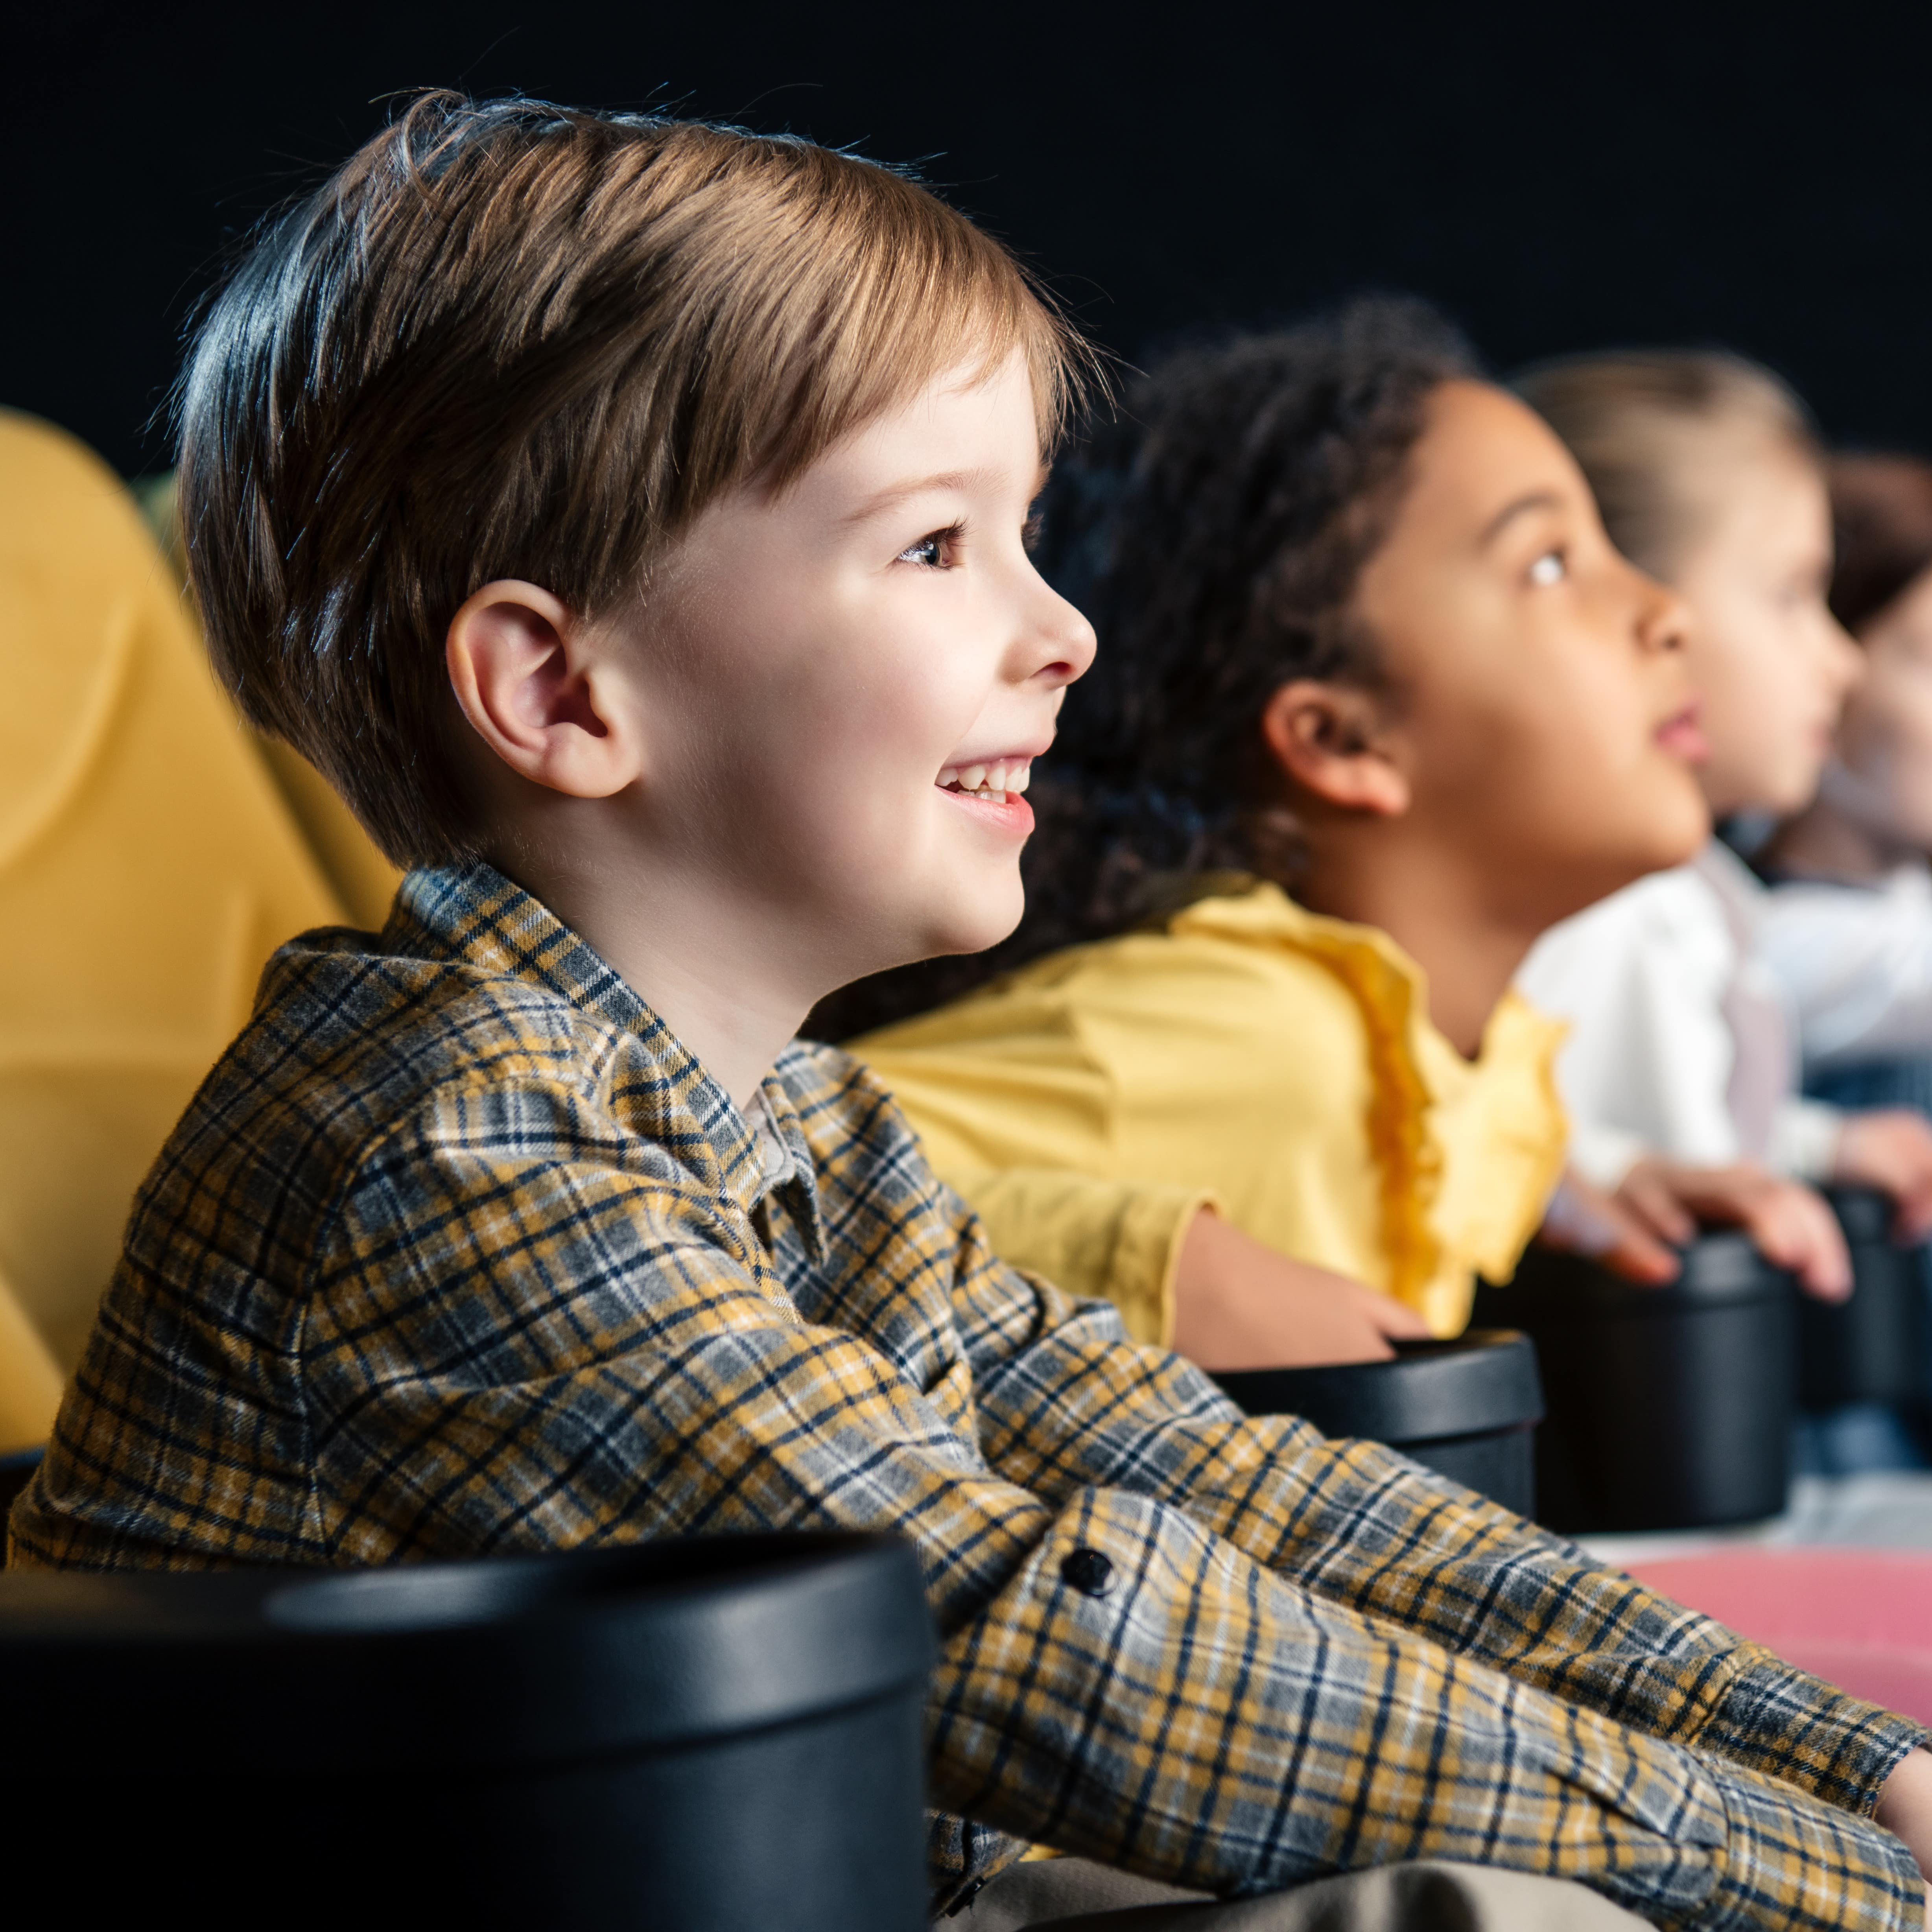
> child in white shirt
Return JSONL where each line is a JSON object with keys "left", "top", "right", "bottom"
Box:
{"left": 1513, "top": 354, "right": 1932, "bottom": 1304}
{"left": 1761, "top": 454, "right": 1932, "bottom": 1140}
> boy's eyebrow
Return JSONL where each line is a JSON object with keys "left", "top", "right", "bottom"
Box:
{"left": 1480, "top": 489, "right": 1566, "bottom": 546}
{"left": 841, "top": 468, "right": 997, "bottom": 524}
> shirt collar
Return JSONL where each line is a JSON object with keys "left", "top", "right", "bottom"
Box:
{"left": 388, "top": 861, "right": 826, "bottom": 1255}
{"left": 1165, "top": 874, "right": 1565, "bottom": 1088}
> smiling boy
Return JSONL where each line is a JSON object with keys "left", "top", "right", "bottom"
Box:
{"left": 12, "top": 96, "right": 1932, "bottom": 1930}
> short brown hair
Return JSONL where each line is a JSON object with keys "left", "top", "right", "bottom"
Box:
{"left": 1514, "top": 350, "right": 1819, "bottom": 580}
{"left": 1828, "top": 452, "right": 1932, "bottom": 634}
{"left": 180, "top": 93, "right": 1093, "bottom": 866}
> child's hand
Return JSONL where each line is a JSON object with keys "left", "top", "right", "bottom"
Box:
{"left": 1614, "top": 1157, "right": 1853, "bottom": 1302}
{"left": 1171, "top": 1209, "right": 1432, "bottom": 1371}
{"left": 1875, "top": 1747, "right": 1932, "bottom": 1892}
{"left": 1832, "top": 1109, "right": 1932, "bottom": 1241}
{"left": 1537, "top": 1168, "right": 1681, "bottom": 1285}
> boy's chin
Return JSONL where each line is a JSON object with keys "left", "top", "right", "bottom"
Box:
{"left": 909, "top": 881, "right": 1025, "bottom": 965}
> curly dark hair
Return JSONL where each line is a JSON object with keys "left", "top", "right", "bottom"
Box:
{"left": 807, "top": 294, "right": 1478, "bottom": 1041}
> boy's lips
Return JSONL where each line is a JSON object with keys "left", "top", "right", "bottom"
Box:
{"left": 935, "top": 750, "right": 1046, "bottom": 836}
{"left": 938, "top": 785, "right": 1035, "bottom": 837}
{"left": 1655, "top": 704, "right": 1709, "bottom": 763}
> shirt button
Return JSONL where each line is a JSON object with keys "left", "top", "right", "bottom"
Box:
{"left": 944, "top": 1878, "right": 986, "bottom": 1917}
{"left": 1060, "top": 1547, "right": 1113, "bottom": 1597}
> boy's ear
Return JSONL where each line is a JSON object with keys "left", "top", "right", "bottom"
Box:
{"left": 446, "top": 581, "right": 641, "bottom": 800}
{"left": 1259, "top": 679, "right": 1410, "bottom": 818}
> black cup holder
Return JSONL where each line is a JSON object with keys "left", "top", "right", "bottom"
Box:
{"left": 1212, "top": 1330, "right": 1545, "bottom": 1517}
{"left": 0, "top": 1531, "right": 934, "bottom": 1930}
{"left": 1800, "top": 1186, "right": 1932, "bottom": 1411}
{"left": 1475, "top": 1233, "right": 1797, "bottom": 1533}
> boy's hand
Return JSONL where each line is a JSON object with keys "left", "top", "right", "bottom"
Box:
{"left": 1833, "top": 1109, "right": 1932, "bottom": 1242}
{"left": 1537, "top": 1168, "right": 1681, "bottom": 1285}
{"left": 1875, "top": 1747, "right": 1932, "bottom": 1897}
{"left": 1614, "top": 1156, "right": 1853, "bottom": 1303}
{"left": 1171, "top": 1209, "right": 1431, "bottom": 1371}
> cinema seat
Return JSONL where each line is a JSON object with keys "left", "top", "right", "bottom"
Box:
{"left": 0, "top": 413, "right": 398, "bottom": 1449}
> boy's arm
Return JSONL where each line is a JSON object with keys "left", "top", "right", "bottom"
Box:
{"left": 289, "top": 1137, "right": 1920, "bottom": 1925}
{"left": 949, "top": 1202, "right": 1927, "bottom": 1821}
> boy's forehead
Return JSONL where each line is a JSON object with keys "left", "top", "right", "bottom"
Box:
{"left": 801, "top": 350, "right": 1044, "bottom": 509}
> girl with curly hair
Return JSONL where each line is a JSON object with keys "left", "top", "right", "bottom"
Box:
{"left": 819, "top": 298, "right": 1710, "bottom": 1366}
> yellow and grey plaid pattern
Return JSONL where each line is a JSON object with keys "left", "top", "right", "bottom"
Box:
{"left": 11, "top": 863, "right": 1927, "bottom": 1925}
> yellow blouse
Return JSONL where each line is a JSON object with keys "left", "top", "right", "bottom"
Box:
{"left": 851, "top": 879, "right": 1568, "bottom": 1344}
{"left": 0, "top": 412, "right": 400, "bottom": 1451}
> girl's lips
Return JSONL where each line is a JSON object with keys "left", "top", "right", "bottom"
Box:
{"left": 938, "top": 785, "right": 1035, "bottom": 837}
{"left": 1655, "top": 709, "right": 1710, "bottom": 763}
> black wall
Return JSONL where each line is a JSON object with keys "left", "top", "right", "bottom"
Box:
{"left": 7, "top": 0, "right": 1930, "bottom": 479}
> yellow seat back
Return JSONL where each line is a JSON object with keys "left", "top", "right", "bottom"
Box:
{"left": 0, "top": 411, "right": 397, "bottom": 1444}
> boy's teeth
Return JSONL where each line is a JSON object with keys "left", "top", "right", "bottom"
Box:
{"left": 938, "top": 758, "right": 1031, "bottom": 798}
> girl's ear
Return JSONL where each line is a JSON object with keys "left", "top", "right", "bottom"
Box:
{"left": 1260, "top": 679, "right": 1410, "bottom": 817}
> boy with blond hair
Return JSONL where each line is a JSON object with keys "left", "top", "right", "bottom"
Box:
{"left": 13, "top": 96, "right": 1932, "bottom": 1930}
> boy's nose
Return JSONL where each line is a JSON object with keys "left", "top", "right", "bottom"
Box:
{"left": 1027, "top": 586, "right": 1098, "bottom": 689}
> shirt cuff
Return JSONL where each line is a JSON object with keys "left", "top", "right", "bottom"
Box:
{"left": 1771, "top": 1098, "right": 1844, "bottom": 1182}
{"left": 1693, "top": 1640, "right": 1930, "bottom": 1820}
{"left": 1702, "top": 1751, "right": 1926, "bottom": 1932}
{"left": 1566, "top": 1121, "right": 1650, "bottom": 1191}
{"left": 1132, "top": 1187, "right": 1219, "bottom": 1349}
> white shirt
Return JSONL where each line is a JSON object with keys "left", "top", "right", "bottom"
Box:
{"left": 1757, "top": 859, "right": 1932, "bottom": 1073}
{"left": 1515, "top": 841, "right": 1842, "bottom": 1187}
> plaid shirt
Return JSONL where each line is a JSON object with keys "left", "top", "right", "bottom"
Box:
{"left": 13, "top": 863, "right": 1926, "bottom": 1926}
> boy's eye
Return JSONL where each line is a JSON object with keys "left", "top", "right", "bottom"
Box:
{"left": 1528, "top": 549, "right": 1566, "bottom": 587}
{"left": 896, "top": 528, "right": 955, "bottom": 569}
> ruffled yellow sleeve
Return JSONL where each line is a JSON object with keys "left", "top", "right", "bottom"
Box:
{"left": 948, "top": 1168, "right": 1213, "bottom": 1348}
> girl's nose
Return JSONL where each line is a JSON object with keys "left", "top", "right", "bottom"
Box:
{"left": 1639, "top": 579, "right": 1694, "bottom": 656}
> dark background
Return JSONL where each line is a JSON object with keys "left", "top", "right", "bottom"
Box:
{"left": 6, "top": 1, "right": 1929, "bottom": 481}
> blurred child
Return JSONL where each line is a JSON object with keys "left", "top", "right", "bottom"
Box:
{"left": 842, "top": 300, "right": 1710, "bottom": 1362}
{"left": 1760, "top": 454, "right": 1932, "bottom": 1125}
{"left": 1515, "top": 358, "right": 1932, "bottom": 1303}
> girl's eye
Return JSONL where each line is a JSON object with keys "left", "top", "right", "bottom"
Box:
{"left": 1023, "top": 508, "right": 1045, "bottom": 554}
{"left": 1528, "top": 549, "right": 1566, "bottom": 587}
{"left": 896, "top": 529, "right": 952, "bottom": 569}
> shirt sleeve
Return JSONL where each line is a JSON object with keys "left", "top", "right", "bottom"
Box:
{"left": 295, "top": 1100, "right": 1923, "bottom": 1926}
{"left": 1771, "top": 1097, "right": 1845, "bottom": 1182}
{"left": 945, "top": 1166, "right": 1211, "bottom": 1346}
{"left": 947, "top": 1202, "right": 1927, "bottom": 1814}
{"left": 1759, "top": 873, "right": 1932, "bottom": 1071}
{"left": 1519, "top": 878, "right": 1744, "bottom": 1169}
